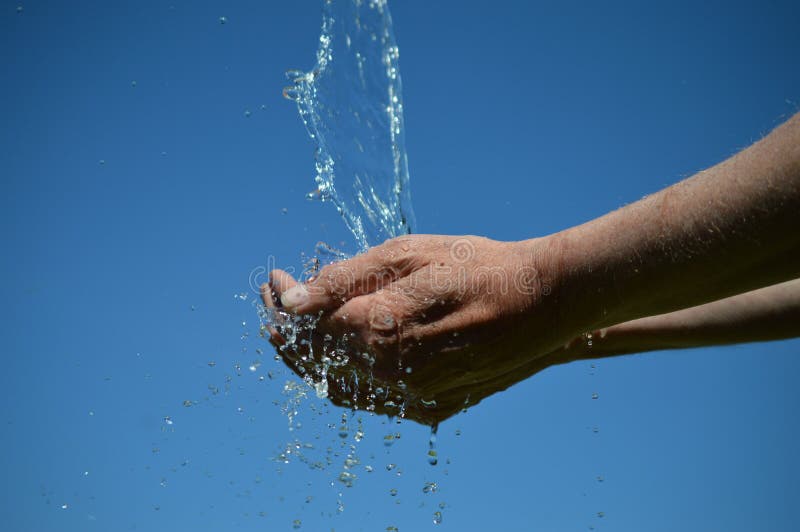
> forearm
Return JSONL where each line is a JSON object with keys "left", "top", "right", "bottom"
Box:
{"left": 556, "top": 278, "right": 800, "bottom": 363}
{"left": 546, "top": 112, "right": 800, "bottom": 331}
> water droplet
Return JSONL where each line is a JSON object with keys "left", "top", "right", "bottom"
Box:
{"left": 597, "top": 511, "right": 605, "bottom": 518}
{"left": 16, "top": 6, "right": 23, "bottom": 14}
{"left": 427, "top": 428, "right": 438, "bottom": 465}
{"left": 338, "top": 471, "right": 356, "bottom": 487}
{"left": 61, "top": 504, "right": 68, "bottom": 510}
{"left": 596, "top": 476, "right": 604, "bottom": 482}
{"left": 422, "top": 481, "right": 438, "bottom": 494}
{"left": 383, "top": 434, "right": 395, "bottom": 447}
{"left": 219, "top": 16, "right": 227, "bottom": 24}
{"left": 285, "top": 69, "right": 306, "bottom": 81}
{"left": 292, "top": 519, "right": 302, "bottom": 529}
{"left": 432, "top": 511, "right": 442, "bottom": 525}
{"left": 183, "top": 400, "right": 193, "bottom": 407}
{"left": 98, "top": 159, "right": 105, "bottom": 165}
{"left": 163, "top": 416, "right": 173, "bottom": 425}
{"left": 283, "top": 86, "right": 301, "bottom": 101}
{"left": 386, "top": 463, "right": 396, "bottom": 471}
{"left": 314, "top": 379, "right": 329, "bottom": 398}
{"left": 386, "top": 527, "right": 399, "bottom": 532}
{"left": 591, "top": 392, "right": 599, "bottom": 400}
{"left": 244, "top": 109, "right": 251, "bottom": 118}
{"left": 389, "top": 488, "right": 397, "bottom": 496}
{"left": 420, "top": 398, "right": 437, "bottom": 409}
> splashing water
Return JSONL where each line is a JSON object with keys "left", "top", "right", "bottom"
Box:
{"left": 254, "top": 3, "right": 443, "bottom": 520}
{"left": 283, "top": 0, "right": 416, "bottom": 253}
{"left": 260, "top": 0, "right": 424, "bottom": 416}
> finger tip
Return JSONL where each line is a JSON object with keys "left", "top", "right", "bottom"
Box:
{"left": 280, "top": 284, "right": 310, "bottom": 312}
{"left": 259, "top": 282, "right": 271, "bottom": 301}
{"left": 270, "top": 269, "right": 301, "bottom": 296}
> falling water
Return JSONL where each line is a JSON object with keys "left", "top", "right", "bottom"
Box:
{"left": 283, "top": 0, "right": 416, "bottom": 253}
{"left": 263, "top": 0, "right": 424, "bottom": 415}
{"left": 256, "top": 3, "right": 451, "bottom": 525}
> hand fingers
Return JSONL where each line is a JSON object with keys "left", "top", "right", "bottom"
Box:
{"left": 270, "top": 268, "right": 300, "bottom": 296}
{"left": 279, "top": 238, "right": 424, "bottom": 315}
{"left": 260, "top": 281, "right": 286, "bottom": 347}
{"left": 319, "top": 290, "right": 418, "bottom": 380}
{"left": 263, "top": 268, "right": 302, "bottom": 346}
{"left": 261, "top": 269, "right": 309, "bottom": 355}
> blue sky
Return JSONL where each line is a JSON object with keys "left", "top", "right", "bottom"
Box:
{"left": 2, "top": 1, "right": 799, "bottom": 531}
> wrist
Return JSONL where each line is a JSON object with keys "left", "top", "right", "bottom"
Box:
{"left": 521, "top": 228, "right": 626, "bottom": 335}
{"left": 511, "top": 234, "right": 605, "bottom": 348}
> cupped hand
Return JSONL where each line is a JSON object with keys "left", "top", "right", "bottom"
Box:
{"left": 261, "top": 234, "right": 585, "bottom": 425}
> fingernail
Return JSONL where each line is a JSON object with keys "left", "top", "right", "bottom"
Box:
{"left": 281, "top": 285, "right": 309, "bottom": 310}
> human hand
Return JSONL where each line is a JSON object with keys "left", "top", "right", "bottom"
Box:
{"left": 261, "top": 234, "right": 588, "bottom": 425}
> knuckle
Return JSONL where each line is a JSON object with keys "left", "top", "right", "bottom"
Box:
{"left": 364, "top": 301, "right": 403, "bottom": 356}
{"left": 319, "top": 264, "right": 355, "bottom": 297}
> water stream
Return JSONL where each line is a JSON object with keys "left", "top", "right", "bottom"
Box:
{"left": 283, "top": 0, "right": 416, "bottom": 253}
{"left": 258, "top": 1, "right": 446, "bottom": 524}
{"left": 262, "top": 0, "right": 426, "bottom": 419}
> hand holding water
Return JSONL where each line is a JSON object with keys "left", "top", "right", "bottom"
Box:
{"left": 261, "top": 234, "right": 574, "bottom": 424}
{"left": 262, "top": 112, "right": 800, "bottom": 425}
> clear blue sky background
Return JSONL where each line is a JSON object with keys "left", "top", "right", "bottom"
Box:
{"left": 2, "top": 1, "right": 799, "bottom": 531}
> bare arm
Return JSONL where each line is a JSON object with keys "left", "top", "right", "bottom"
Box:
{"left": 265, "top": 112, "right": 800, "bottom": 424}
{"left": 550, "top": 113, "right": 800, "bottom": 334}
{"left": 553, "top": 278, "right": 800, "bottom": 364}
